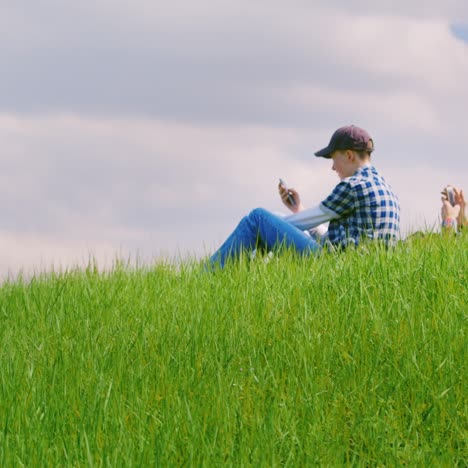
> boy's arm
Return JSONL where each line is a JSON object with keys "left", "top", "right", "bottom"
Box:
{"left": 284, "top": 180, "right": 354, "bottom": 231}
{"left": 284, "top": 204, "right": 338, "bottom": 231}
{"left": 454, "top": 188, "right": 466, "bottom": 228}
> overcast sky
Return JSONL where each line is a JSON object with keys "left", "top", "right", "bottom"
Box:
{"left": 1, "top": 0, "right": 468, "bottom": 278}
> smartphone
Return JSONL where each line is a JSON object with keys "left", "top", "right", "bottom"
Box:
{"left": 279, "top": 178, "right": 296, "bottom": 206}
{"left": 445, "top": 186, "right": 456, "bottom": 206}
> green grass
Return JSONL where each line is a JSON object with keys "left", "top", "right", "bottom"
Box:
{"left": 1, "top": 234, "right": 467, "bottom": 466}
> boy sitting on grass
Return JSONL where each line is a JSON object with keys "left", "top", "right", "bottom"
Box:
{"left": 209, "top": 125, "right": 401, "bottom": 268}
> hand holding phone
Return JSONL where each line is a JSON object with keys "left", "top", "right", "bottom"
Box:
{"left": 279, "top": 178, "right": 296, "bottom": 206}
{"left": 445, "top": 185, "right": 456, "bottom": 206}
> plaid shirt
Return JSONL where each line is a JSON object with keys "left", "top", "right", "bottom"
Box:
{"left": 321, "top": 165, "right": 400, "bottom": 248}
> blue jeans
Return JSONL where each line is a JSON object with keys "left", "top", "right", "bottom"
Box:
{"left": 209, "top": 208, "right": 321, "bottom": 268}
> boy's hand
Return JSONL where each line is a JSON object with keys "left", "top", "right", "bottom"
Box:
{"left": 278, "top": 183, "right": 302, "bottom": 213}
{"left": 442, "top": 186, "right": 466, "bottom": 227}
{"left": 441, "top": 197, "right": 460, "bottom": 221}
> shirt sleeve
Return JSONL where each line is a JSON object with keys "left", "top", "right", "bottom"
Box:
{"left": 321, "top": 180, "right": 356, "bottom": 216}
{"left": 284, "top": 204, "right": 338, "bottom": 231}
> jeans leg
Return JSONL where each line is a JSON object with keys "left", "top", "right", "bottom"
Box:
{"left": 209, "top": 207, "right": 321, "bottom": 268}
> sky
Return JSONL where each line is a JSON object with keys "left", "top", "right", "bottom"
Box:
{"left": 1, "top": 0, "right": 468, "bottom": 278}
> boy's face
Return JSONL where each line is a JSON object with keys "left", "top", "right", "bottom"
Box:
{"left": 331, "top": 150, "right": 356, "bottom": 180}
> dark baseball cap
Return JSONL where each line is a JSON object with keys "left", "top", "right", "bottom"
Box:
{"left": 315, "top": 125, "right": 374, "bottom": 158}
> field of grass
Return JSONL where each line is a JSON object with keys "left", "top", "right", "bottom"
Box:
{"left": 0, "top": 233, "right": 467, "bottom": 465}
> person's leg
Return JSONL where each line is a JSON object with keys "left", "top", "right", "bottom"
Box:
{"left": 209, "top": 207, "right": 321, "bottom": 268}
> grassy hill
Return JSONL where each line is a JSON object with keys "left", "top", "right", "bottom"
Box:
{"left": 1, "top": 234, "right": 466, "bottom": 465}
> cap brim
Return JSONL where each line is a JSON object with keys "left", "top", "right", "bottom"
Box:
{"left": 314, "top": 146, "right": 332, "bottom": 158}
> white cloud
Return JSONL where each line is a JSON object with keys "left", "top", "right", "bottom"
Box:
{"left": 2, "top": 2, "right": 467, "bottom": 126}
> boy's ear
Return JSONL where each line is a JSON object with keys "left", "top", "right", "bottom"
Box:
{"left": 346, "top": 150, "right": 355, "bottom": 161}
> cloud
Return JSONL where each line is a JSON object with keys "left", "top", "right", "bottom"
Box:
{"left": 2, "top": 2, "right": 467, "bottom": 129}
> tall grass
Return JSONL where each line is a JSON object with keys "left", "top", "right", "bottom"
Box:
{"left": 0, "top": 233, "right": 466, "bottom": 465}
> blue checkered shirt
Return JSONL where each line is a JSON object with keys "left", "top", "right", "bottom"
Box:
{"left": 321, "top": 165, "right": 400, "bottom": 248}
